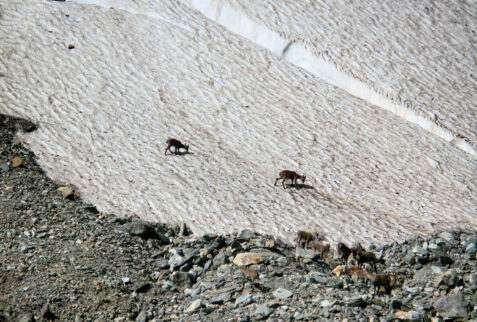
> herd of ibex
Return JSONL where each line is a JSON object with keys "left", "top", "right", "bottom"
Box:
{"left": 165, "top": 138, "right": 306, "bottom": 189}
{"left": 297, "top": 231, "right": 403, "bottom": 295}
{"left": 165, "top": 139, "right": 397, "bottom": 295}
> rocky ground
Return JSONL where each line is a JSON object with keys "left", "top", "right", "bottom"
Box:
{"left": 0, "top": 114, "right": 476, "bottom": 321}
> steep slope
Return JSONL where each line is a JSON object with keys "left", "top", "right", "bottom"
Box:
{"left": 188, "top": 0, "right": 476, "bottom": 149}
{"left": 0, "top": 0, "right": 475, "bottom": 246}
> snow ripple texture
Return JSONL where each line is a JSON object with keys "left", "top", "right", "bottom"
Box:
{"left": 210, "top": 0, "right": 477, "bottom": 150}
{"left": 0, "top": 0, "right": 476, "bottom": 246}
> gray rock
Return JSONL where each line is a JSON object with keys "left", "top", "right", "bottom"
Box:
{"left": 171, "top": 271, "right": 195, "bottom": 289}
{"left": 344, "top": 296, "right": 368, "bottom": 307}
{"left": 465, "top": 243, "right": 476, "bottom": 254}
{"left": 433, "top": 292, "right": 468, "bottom": 319}
{"left": 169, "top": 253, "right": 186, "bottom": 270}
{"left": 438, "top": 232, "right": 454, "bottom": 242}
{"left": 276, "top": 256, "right": 288, "bottom": 266}
{"left": 403, "top": 253, "right": 416, "bottom": 265}
{"left": 438, "top": 255, "right": 453, "bottom": 266}
{"left": 127, "top": 222, "right": 168, "bottom": 243}
{"left": 212, "top": 251, "right": 229, "bottom": 267}
{"left": 210, "top": 292, "right": 231, "bottom": 304}
{"left": 412, "top": 246, "right": 428, "bottom": 255}
{"left": 121, "top": 277, "right": 131, "bottom": 284}
{"left": 237, "top": 229, "right": 255, "bottom": 241}
{"left": 17, "top": 312, "right": 34, "bottom": 322}
{"left": 273, "top": 288, "right": 293, "bottom": 300}
{"left": 185, "top": 299, "right": 202, "bottom": 313}
{"left": 51, "top": 200, "right": 63, "bottom": 208}
{"left": 235, "top": 294, "right": 252, "bottom": 306}
{"left": 254, "top": 304, "right": 273, "bottom": 319}
{"left": 157, "top": 259, "right": 169, "bottom": 269}
{"left": 307, "top": 271, "right": 328, "bottom": 284}
{"left": 135, "top": 309, "right": 147, "bottom": 322}
{"left": 295, "top": 248, "right": 316, "bottom": 260}
{"left": 0, "top": 163, "right": 8, "bottom": 172}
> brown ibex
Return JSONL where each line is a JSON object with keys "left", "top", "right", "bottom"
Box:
{"left": 352, "top": 249, "right": 378, "bottom": 271}
{"left": 365, "top": 272, "right": 403, "bottom": 295}
{"left": 241, "top": 267, "right": 260, "bottom": 284}
{"left": 337, "top": 242, "right": 352, "bottom": 263}
{"left": 165, "top": 138, "right": 189, "bottom": 155}
{"left": 296, "top": 230, "right": 316, "bottom": 249}
{"left": 274, "top": 170, "right": 306, "bottom": 189}
{"left": 311, "top": 242, "right": 330, "bottom": 259}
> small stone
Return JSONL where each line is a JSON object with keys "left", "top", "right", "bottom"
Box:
{"left": 412, "top": 246, "right": 428, "bottom": 255}
{"left": 51, "top": 200, "right": 63, "bottom": 208}
{"left": 169, "top": 253, "right": 186, "bottom": 270}
{"left": 295, "top": 248, "right": 316, "bottom": 259}
{"left": 437, "top": 232, "right": 454, "bottom": 242}
{"left": 210, "top": 292, "right": 231, "bottom": 304}
{"left": 235, "top": 294, "right": 252, "bottom": 306}
{"left": 68, "top": 44, "right": 75, "bottom": 49}
{"left": 212, "top": 251, "right": 229, "bottom": 267}
{"left": 135, "top": 309, "right": 147, "bottom": 322}
{"left": 233, "top": 252, "right": 265, "bottom": 266}
{"left": 58, "top": 187, "right": 74, "bottom": 199}
{"left": 0, "top": 163, "right": 8, "bottom": 172}
{"left": 121, "top": 277, "right": 131, "bottom": 284}
{"left": 276, "top": 256, "right": 288, "bottom": 266}
{"left": 403, "top": 253, "right": 416, "bottom": 265}
{"left": 320, "top": 300, "right": 331, "bottom": 308}
{"left": 273, "top": 288, "right": 293, "bottom": 300}
{"left": 237, "top": 229, "right": 255, "bottom": 241}
{"left": 17, "top": 312, "right": 34, "bottom": 322}
{"left": 185, "top": 299, "right": 201, "bottom": 313}
{"left": 438, "top": 255, "right": 453, "bottom": 266}
{"left": 344, "top": 296, "right": 368, "bottom": 307}
{"left": 11, "top": 156, "right": 23, "bottom": 168}
{"left": 394, "top": 311, "right": 423, "bottom": 320}
{"left": 171, "top": 271, "right": 194, "bottom": 289}
{"left": 254, "top": 304, "right": 273, "bottom": 319}
{"left": 465, "top": 243, "right": 476, "bottom": 254}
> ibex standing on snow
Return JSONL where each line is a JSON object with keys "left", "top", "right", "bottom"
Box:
{"left": 165, "top": 138, "right": 189, "bottom": 155}
{"left": 274, "top": 170, "right": 306, "bottom": 189}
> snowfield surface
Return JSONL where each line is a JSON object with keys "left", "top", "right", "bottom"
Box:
{"left": 0, "top": 0, "right": 476, "bottom": 246}
{"left": 208, "top": 0, "right": 477, "bottom": 149}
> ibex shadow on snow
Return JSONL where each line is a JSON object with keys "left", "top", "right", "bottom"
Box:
{"left": 274, "top": 170, "right": 306, "bottom": 189}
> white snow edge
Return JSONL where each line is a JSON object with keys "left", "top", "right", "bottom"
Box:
{"left": 184, "top": 0, "right": 476, "bottom": 156}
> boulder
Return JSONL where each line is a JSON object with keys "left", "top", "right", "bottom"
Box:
{"left": 433, "top": 292, "right": 468, "bottom": 319}
{"left": 233, "top": 251, "right": 281, "bottom": 266}
{"left": 185, "top": 299, "right": 202, "bottom": 313}
{"left": 273, "top": 288, "right": 293, "bottom": 300}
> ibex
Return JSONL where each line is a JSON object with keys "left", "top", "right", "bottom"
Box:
{"left": 311, "top": 242, "right": 330, "bottom": 259}
{"left": 296, "top": 230, "right": 316, "bottom": 249}
{"left": 274, "top": 170, "right": 306, "bottom": 188}
{"left": 352, "top": 249, "right": 378, "bottom": 271}
{"left": 241, "top": 267, "right": 260, "bottom": 284}
{"left": 365, "top": 272, "right": 403, "bottom": 295}
{"left": 337, "top": 242, "right": 352, "bottom": 263}
{"left": 165, "top": 138, "right": 189, "bottom": 155}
